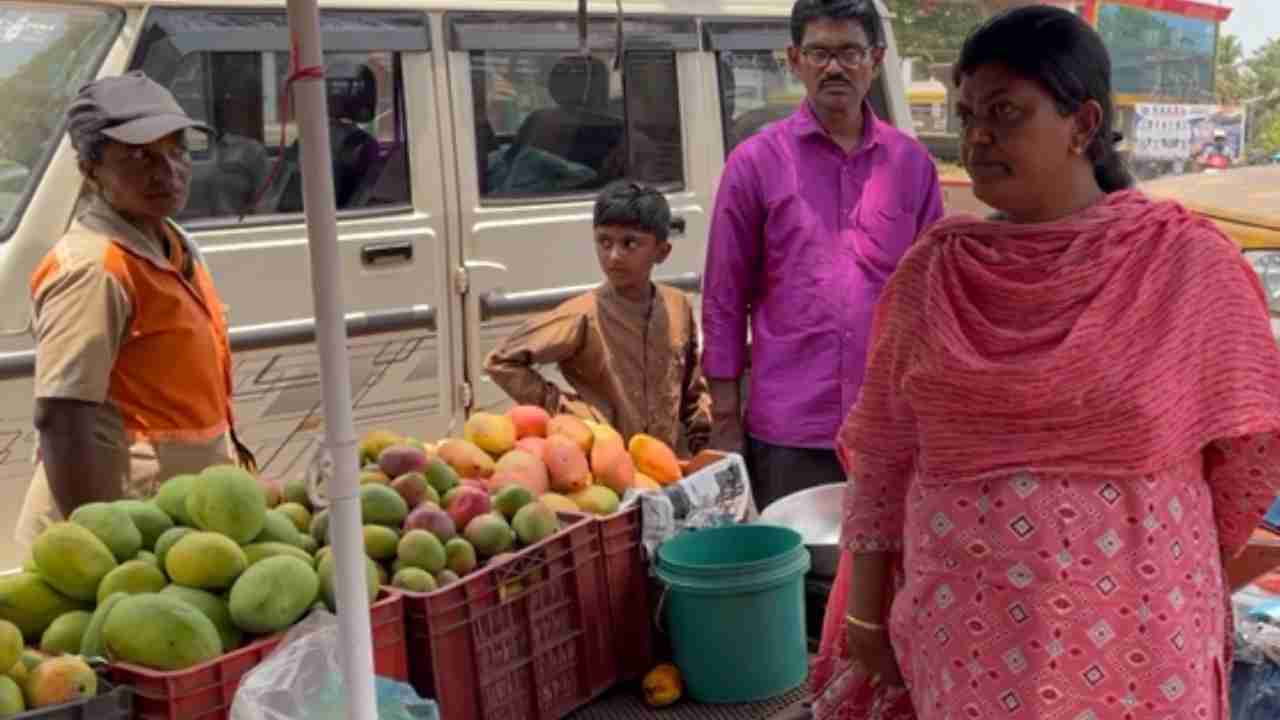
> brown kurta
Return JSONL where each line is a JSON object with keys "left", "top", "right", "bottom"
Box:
{"left": 484, "top": 283, "right": 711, "bottom": 453}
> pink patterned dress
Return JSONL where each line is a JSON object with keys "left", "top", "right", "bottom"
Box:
{"left": 809, "top": 192, "right": 1280, "bottom": 720}
{"left": 811, "top": 435, "right": 1280, "bottom": 720}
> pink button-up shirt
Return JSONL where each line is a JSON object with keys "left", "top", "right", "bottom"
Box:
{"left": 702, "top": 102, "right": 943, "bottom": 448}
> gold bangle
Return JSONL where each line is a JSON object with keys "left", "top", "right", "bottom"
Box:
{"left": 845, "top": 614, "right": 885, "bottom": 632}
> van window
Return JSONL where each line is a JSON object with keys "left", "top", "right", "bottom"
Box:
{"left": 0, "top": 4, "right": 121, "bottom": 239}
{"left": 471, "top": 49, "right": 683, "bottom": 199}
{"left": 130, "top": 9, "right": 426, "bottom": 224}
{"left": 704, "top": 19, "right": 890, "bottom": 157}
{"left": 716, "top": 50, "right": 807, "bottom": 155}
{"left": 450, "top": 12, "right": 697, "bottom": 200}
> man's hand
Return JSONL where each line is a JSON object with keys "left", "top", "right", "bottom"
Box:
{"left": 707, "top": 379, "right": 745, "bottom": 453}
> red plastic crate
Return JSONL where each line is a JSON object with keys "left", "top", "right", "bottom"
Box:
{"left": 594, "top": 505, "right": 654, "bottom": 682}
{"left": 399, "top": 513, "right": 611, "bottom": 720}
{"left": 108, "top": 591, "right": 407, "bottom": 720}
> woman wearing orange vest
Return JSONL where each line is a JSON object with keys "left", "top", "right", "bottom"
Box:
{"left": 16, "top": 72, "right": 254, "bottom": 548}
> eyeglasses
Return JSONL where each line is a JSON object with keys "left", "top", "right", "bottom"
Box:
{"left": 800, "top": 45, "right": 876, "bottom": 69}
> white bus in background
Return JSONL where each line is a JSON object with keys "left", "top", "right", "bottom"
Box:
{"left": 0, "top": 0, "right": 915, "bottom": 568}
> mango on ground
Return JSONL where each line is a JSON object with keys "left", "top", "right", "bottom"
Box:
{"left": 229, "top": 556, "right": 319, "bottom": 634}
{"left": 547, "top": 415, "right": 593, "bottom": 454}
{"left": 186, "top": 465, "right": 268, "bottom": 544}
{"left": 96, "top": 560, "right": 166, "bottom": 604}
{"left": 165, "top": 532, "right": 248, "bottom": 591}
{"left": 397, "top": 530, "right": 446, "bottom": 574}
{"left": 155, "top": 473, "right": 199, "bottom": 526}
{"left": 391, "top": 568, "right": 437, "bottom": 594}
{"left": 24, "top": 655, "right": 96, "bottom": 709}
{"left": 103, "top": 593, "right": 222, "bottom": 670}
{"left": 464, "top": 412, "right": 517, "bottom": 456}
{"left": 589, "top": 424, "right": 635, "bottom": 495}
{"left": 436, "top": 439, "right": 495, "bottom": 478}
{"left": 31, "top": 523, "right": 116, "bottom": 603}
{"left": 512, "top": 502, "right": 560, "bottom": 546}
{"left": 114, "top": 500, "right": 174, "bottom": 551}
{"left": 570, "top": 485, "right": 621, "bottom": 517}
{"left": 544, "top": 435, "right": 592, "bottom": 493}
{"left": 159, "top": 585, "right": 241, "bottom": 654}
{"left": 38, "top": 610, "right": 92, "bottom": 656}
{"left": 628, "top": 434, "right": 682, "bottom": 486}
{"left": 464, "top": 514, "right": 515, "bottom": 558}
{"left": 489, "top": 450, "right": 549, "bottom": 496}
{"left": 508, "top": 405, "right": 551, "bottom": 439}
{"left": 69, "top": 502, "right": 142, "bottom": 563}
{"left": 80, "top": 592, "right": 128, "bottom": 659}
{"left": 404, "top": 505, "right": 456, "bottom": 542}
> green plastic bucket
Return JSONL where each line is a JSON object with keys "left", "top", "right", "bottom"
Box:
{"left": 655, "top": 524, "right": 811, "bottom": 703}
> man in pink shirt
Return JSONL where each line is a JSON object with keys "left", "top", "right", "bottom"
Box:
{"left": 703, "top": 0, "right": 944, "bottom": 511}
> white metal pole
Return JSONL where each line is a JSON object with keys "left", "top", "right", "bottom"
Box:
{"left": 284, "top": 1, "right": 378, "bottom": 718}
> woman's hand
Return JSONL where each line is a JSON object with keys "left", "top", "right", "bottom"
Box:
{"left": 845, "top": 619, "right": 904, "bottom": 686}
{"left": 845, "top": 551, "right": 905, "bottom": 686}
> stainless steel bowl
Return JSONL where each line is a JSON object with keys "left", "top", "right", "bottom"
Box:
{"left": 759, "top": 483, "right": 844, "bottom": 577}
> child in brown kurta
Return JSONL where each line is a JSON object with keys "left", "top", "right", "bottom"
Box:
{"left": 484, "top": 181, "right": 712, "bottom": 453}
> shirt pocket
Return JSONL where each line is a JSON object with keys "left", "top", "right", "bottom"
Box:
{"left": 853, "top": 199, "right": 917, "bottom": 282}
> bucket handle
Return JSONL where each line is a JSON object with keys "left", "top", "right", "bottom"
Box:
{"left": 653, "top": 582, "right": 670, "bottom": 636}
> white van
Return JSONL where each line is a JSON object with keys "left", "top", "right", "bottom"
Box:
{"left": 0, "top": 0, "right": 913, "bottom": 566}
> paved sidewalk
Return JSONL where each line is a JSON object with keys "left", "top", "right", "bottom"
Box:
{"left": 567, "top": 682, "right": 807, "bottom": 719}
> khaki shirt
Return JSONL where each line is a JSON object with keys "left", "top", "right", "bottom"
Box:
{"left": 484, "top": 283, "right": 712, "bottom": 453}
{"left": 16, "top": 196, "right": 234, "bottom": 547}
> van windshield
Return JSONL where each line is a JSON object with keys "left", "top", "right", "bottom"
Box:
{"left": 0, "top": 3, "right": 120, "bottom": 238}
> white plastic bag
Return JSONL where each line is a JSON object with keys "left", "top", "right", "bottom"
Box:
{"left": 230, "top": 609, "right": 438, "bottom": 720}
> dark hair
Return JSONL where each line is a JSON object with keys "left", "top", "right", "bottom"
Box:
{"left": 594, "top": 181, "right": 672, "bottom": 243}
{"left": 954, "top": 5, "right": 1133, "bottom": 193}
{"left": 790, "top": 0, "right": 883, "bottom": 48}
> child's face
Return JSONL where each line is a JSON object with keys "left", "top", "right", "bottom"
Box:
{"left": 595, "top": 224, "right": 671, "bottom": 298}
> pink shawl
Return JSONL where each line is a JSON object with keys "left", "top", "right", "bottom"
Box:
{"left": 840, "top": 189, "right": 1280, "bottom": 482}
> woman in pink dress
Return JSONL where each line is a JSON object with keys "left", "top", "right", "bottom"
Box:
{"left": 809, "top": 6, "right": 1280, "bottom": 720}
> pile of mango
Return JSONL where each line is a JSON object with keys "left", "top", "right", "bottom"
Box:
{"left": 337, "top": 407, "right": 679, "bottom": 596}
{"left": 0, "top": 464, "right": 358, "bottom": 685}
{"left": 0, "top": 622, "right": 97, "bottom": 716}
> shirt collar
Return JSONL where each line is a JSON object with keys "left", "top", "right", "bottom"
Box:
{"left": 790, "top": 98, "right": 883, "bottom": 152}
{"left": 76, "top": 194, "right": 197, "bottom": 272}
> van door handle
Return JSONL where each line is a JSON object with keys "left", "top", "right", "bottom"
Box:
{"left": 670, "top": 216, "right": 687, "bottom": 236}
{"left": 361, "top": 241, "right": 413, "bottom": 267}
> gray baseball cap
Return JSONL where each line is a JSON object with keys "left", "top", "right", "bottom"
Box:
{"left": 66, "top": 71, "right": 210, "bottom": 147}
